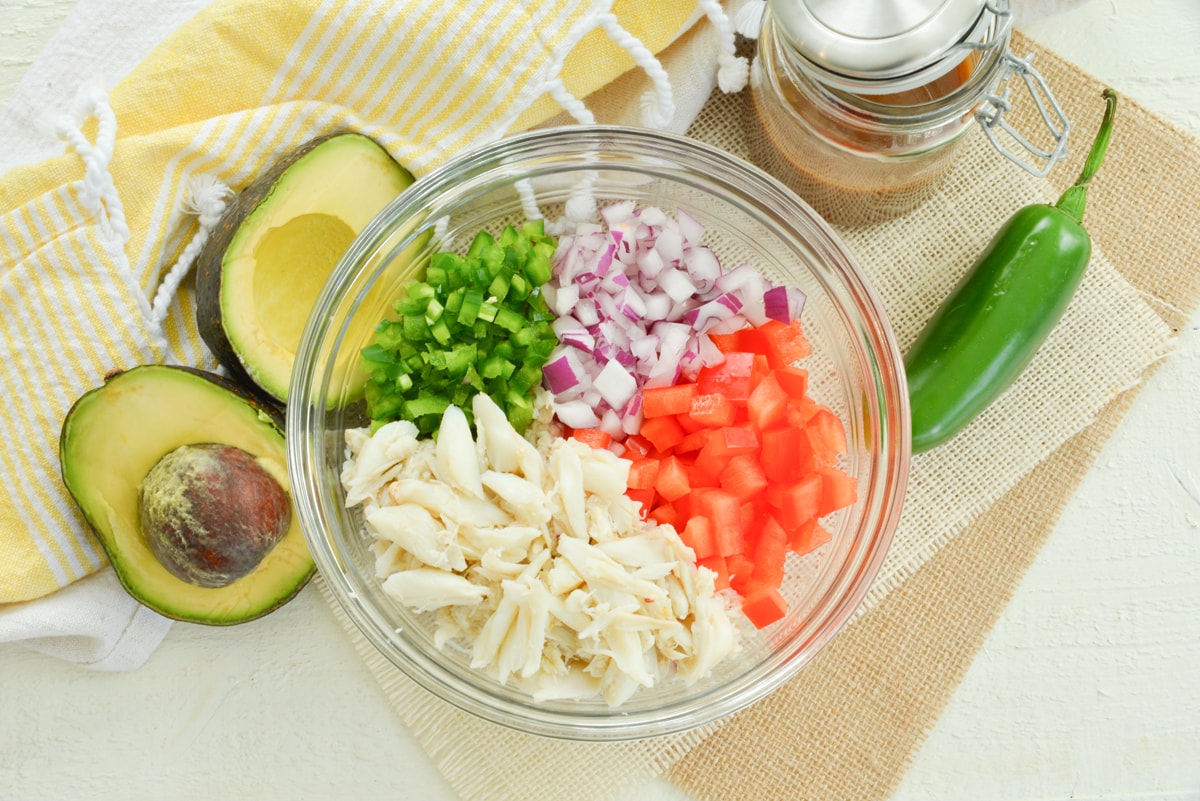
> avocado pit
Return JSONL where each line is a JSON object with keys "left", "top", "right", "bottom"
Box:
{"left": 139, "top": 443, "right": 292, "bottom": 589}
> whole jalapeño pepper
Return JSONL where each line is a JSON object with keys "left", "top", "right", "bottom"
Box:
{"left": 906, "top": 88, "right": 1118, "bottom": 453}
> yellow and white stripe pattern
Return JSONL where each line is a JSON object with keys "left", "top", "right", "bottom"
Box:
{"left": 0, "top": 0, "right": 709, "bottom": 602}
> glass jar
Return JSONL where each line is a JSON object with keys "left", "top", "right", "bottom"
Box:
{"left": 745, "top": 0, "right": 1069, "bottom": 226}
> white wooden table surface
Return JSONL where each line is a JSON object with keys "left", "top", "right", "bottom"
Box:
{"left": 2, "top": 2, "right": 1198, "bottom": 799}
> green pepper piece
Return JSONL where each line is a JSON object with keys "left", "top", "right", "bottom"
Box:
{"left": 361, "top": 219, "right": 563, "bottom": 435}
{"left": 498, "top": 224, "right": 520, "bottom": 247}
{"left": 457, "top": 289, "right": 484, "bottom": 326}
{"left": 905, "top": 89, "right": 1118, "bottom": 453}
{"left": 404, "top": 395, "right": 451, "bottom": 419}
{"left": 402, "top": 314, "right": 428, "bottom": 341}
{"left": 467, "top": 230, "right": 495, "bottom": 259}
{"left": 493, "top": 305, "right": 526, "bottom": 333}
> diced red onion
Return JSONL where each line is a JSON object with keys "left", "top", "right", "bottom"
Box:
{"left": 595, "top": 243, "right": 615, "bottom": 277}
{"left": 560, "top": 331, "right": 595, "bottom": 352}
{"left": 636, "top": 206, "right": 668, "bottom": 227}
{"left": 684, "top": 245, "right": 721, "bottom": 291}
{"left": 656, "top": 266, "right": 698, "bottom": 304}
{"left": 601, "top": 200, "right": 636, "bottom": 229}
{"left": 575, "top": 299, "right": 599, "bottom": 326}
{"left": 764, "top": 284, "right": 807, "bottom": 322}
{"left": 642, "top": 292, "right": 673, "bottom": 322}
{"left": 676, "top": 208, "right": 705, "bottom": 245}
{"left": 714, "top": 262, "right": 765, "bottom": 296}
{"left": 599, "top": 407, "right": 624, "bottom": 438}
{"left": 593, "top": 359, "right": 637, "bottom": 411}
{"left": 683, "top": 296, "right": 738, "bottom": 329}
{"left": 621, "top": 290, "right": 647, "bottom": 322}
{"left": 551, "top": 284, "right": 580, "bottom": 316}
{"left": 544, "top": 202, "right": 809, "bottom": 437}
{"left": 554, "top": 399, "right": 600, "bottom": 429}
{"left": 636, "top": 246, "right": 665, "bottom": 279}
{"left": 655, "top": 227, "right": 684, "bottom": 265}
{"left": 630, "top": 334, "right": 659, "bottom": 365}
{"left": 696, "top": 332, "right": 725, "bottom": 366}
{"left": 543, "top": 351, "right": 582, "bottom": 394}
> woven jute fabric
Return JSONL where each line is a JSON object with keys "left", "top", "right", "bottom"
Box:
{"left": 668, "top": 33, "right": 1200, "bottom": 800}
{"left": 320, "top": 31, "right": 1200, "bottom": 801}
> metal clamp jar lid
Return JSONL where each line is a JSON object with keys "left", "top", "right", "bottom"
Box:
{"left": 768, "top": 0, "right": 1070, "bottom": 177}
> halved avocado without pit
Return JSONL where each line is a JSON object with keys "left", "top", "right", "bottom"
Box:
{"left": 59, "top": 365, "right": 316, "bottom": 625}
{"left": 196, "top": 132, "right": 414, "bottom": 405}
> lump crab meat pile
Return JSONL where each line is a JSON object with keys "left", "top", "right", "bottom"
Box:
{"left": 342, "top": 390, "right": 740, "bottom": 706}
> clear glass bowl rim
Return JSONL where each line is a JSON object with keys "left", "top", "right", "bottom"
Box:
{"left": 287, "top": 124, "right": 911, "bottom": 742}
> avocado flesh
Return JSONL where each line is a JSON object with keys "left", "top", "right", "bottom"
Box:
{"left": 59, "top": 365, "right": 315, "bottom": 625}
{"left": 207, "top": 133, "right": 414, "bottom": 403}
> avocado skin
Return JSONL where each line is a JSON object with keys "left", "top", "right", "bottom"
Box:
{"left": 194, "top": 133, "right": 345, "bottom": 409}
{"left": 194, "top": 131, "right": 414, "bottom": 407}
{"left": 59, "top": 365, "right": 315, "bottom": 626}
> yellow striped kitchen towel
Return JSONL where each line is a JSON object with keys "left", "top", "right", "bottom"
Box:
{"left": 0, "top": 0, "right": 745, "bottom": 604}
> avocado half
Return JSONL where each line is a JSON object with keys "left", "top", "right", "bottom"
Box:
{"left": 196, "top": 132, "right": 414, "bottom": 405}
{"left": 59, "top": 365, "right": 316, "bottom": 625}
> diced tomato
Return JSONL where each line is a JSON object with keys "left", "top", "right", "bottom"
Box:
{"left": 774, "top": 366, "right": 809, "bottom": 399}
{"left": 675, "top": 429, "right": 709, "bottom": 454}
{"left": 694, "top": 489, "right": 744, "bottom": 555}
{"left": 712, "top": 425, "right": 759, "bottom": 456}
{"left": 734, "top": 326, "right": 770, "bottom": 355}
{"left": 761, "top": 319, "right": 812, "bottom": 367}
{"left": 740, "top": 500, "right": 756, "bottom": 532}
{"left": 648, "top": 503, "right": 678, "bottom": 527}
{"left": 642, "top": 383, "right": 698, "bottom": 418}
{"left": 640, "top": 414, "right": 686, "bottom": 452}
{"left": 622, "top": 434, "right": 653, "bottom": 459}
{"left": 654, "top": 455, "right": 691, "bottom": 502}
{"left": 720, "top": 453, "right": 769, "bottom": 502}
{"left": 807, "top": 406, "right": 848, "bottom": 455}
{"left": 726, "top": 553, "right": 756, "bottom": 595}
{"left": 626, "top": 458, "right": 660, "bottom": 490}
{"left": 707, "top": 331, "right": 742, "bottom": 353}
{"left": 746, "top": 371, "right": 789, "bottom": 431}
{"left": 687, "top": 461, "right": 721, "bottom": 489}
{"left": 681, "top": 516, "right": 716, "bottom": 560}
{"left": 689, "top": 392, "right": 736, "bottom": 426}
{"left": 815, "top": 466, "right": 857, "bottom": 516}
{"left": 614, "top": 318, "right": 849, "bottom": 630}
{"left": 760, "top": 425, "right": 804, "bottom": 482}
{"left": 786, "top": 518, "right": 832, "bottom": 555}
{"left": 776, "top": 473, "right": 822, "bottom": 530}
{"left": 690, "top": 438, "right": 724, "bottom": 483}
{"left": 751, "top": 354, "right": 771, "bottom": 388}
{"left": 751, "top": 515, "right": 788, "bottom": 588}
{"left": 672, "top": 494, "right": 691, "bottom": 521}
{"left": 787, "top": 395, "right": 821, "bottom": 426}
{"left": 571, "top": 427, "right": 611, "bottom": 450}
{"left": 626, "top": 487, "right": 656, "bottom": 517}
{"left": 740, "top": 501, "right": 764, "bottom": 550}
{"left": 697, "top": 351, "right": 756, "bottom": 402}
{"left": 741, "top": 587, "right": 787, "bottom": 628}
{"left": 699, "top": 554, "right": 730, "bottom": 590}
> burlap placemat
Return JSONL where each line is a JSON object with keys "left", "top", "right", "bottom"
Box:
{"left": 317, "top": 32, "right": 1199, "bottom": 801}
{"left": 669, "top": 33, "right": 1200, "bottom": 800}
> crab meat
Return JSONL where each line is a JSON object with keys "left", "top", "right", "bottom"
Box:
{"left": 435, "top": 404, "right": 484, "bottom": 497}
{"left": 381, "top": 568, "right": 489, "bottom": 611}
{"left": 343, "top": 386, "right": 742, "bottom": 706}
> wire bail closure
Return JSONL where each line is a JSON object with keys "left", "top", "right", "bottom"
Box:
{"left": 976, "top": 51, "right": 1071, "bottom": 178}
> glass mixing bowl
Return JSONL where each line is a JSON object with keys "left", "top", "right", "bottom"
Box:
{"left": 287, "top": 125, "right": 909, "bottom": 741}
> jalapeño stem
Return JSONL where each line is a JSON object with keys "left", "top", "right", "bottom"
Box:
{"left": 1055, "top": 88, "right": 1118, "bottom": 224}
